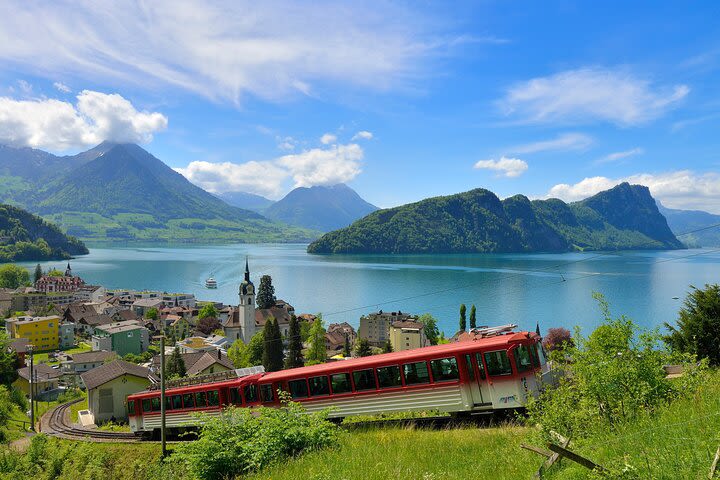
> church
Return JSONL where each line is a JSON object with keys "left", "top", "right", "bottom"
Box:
{"left": 222, "top": 259, "right": 257, "bottom": 344}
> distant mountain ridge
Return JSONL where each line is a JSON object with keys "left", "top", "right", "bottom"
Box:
{"left": 657, "top": 202, "right": 720, "bottom": 247}
{"left": 264, "top": 184, "right": 378, "bottom": 232}
{"left": 215, "top": 191, "right": 274, "bottom": 212}
{"left": 308, "top": 183, "right": 683, "bottom": 254}
{"left": 0, "top": 203, "right": 88, "bottom": 261}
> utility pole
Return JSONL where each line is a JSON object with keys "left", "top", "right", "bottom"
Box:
{"left": 28, "top": 344, "right": 35, "bottom": 431}
{"left": 159, "top": 335, "right": 167, "bottom": 457}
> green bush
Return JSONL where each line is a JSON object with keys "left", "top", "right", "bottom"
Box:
{"left": 168, "top": 395, "right": 341, "bottom": 480}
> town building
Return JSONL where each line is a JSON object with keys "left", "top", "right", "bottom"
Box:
{"left": 176, "top": 334, "right": 229, "bottom": 353}
{"left": 132, "top": 298, "right": 164, "bottom": 317}
{"left": 358, "top": 310, "right": 419, "bottom": 347}
{"left": 0, "top": 289, "right": 12, "bottom": 314}
{"left": 254, "top": 299, "right": 297, "bottom": 337}
{"left": 11, "top": 289, "right": 76, "bottom": 311}
{"left": 150, "top": 350, "right": 234, "bottom": 377}
{"left": 59, "top": 322, "right": 75, "bottom": 349}
{"left": 389, "top": 320, "right": 427, "bottom": 351}
{"left": 222, "top": 259, "right": 256, "bottom": 343}
{"left": 14, "top": 363, "right": 62, "bottom": 399}
{"left": 34, "top": 263, "right": 85, "bottom": 293}
{"left": 91, "top": 321, "right": 149, "bottom": 356}
{"left": 327, "top": 322, "right": 357, "bottom": 343}
{"left": 9, "top": 338, "right": 29, "bottom": 367}
{"left": 61, "top": 350, "right": 117, "bottom": 375}
{"left": 81, "top": 360, "right": 157, "bottom": 423}
{"left": 74, "top": 313, "right": 115, "bottom": 335}
{"left": 6, "top": 315, "right": 60, "bottom": 351}
{"left": 73, "top": 285, "right": 107, "bottom": 303}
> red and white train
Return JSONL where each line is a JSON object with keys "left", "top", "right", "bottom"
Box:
{"left": 126, "top": 327, "right": 550, "bottom": 435}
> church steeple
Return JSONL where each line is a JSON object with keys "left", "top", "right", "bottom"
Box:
{"left": 238, "top": 257, "right": 256, "bottom": 343}
{"left": 244, "top": 257, "right": 250, "bottom": 282}
{"left": 64, "top": 262, "right": 72, "bottom": 277}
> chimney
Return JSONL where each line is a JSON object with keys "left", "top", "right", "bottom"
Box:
{"left": 217, "top": 348, "right": 221, "bottom": 359}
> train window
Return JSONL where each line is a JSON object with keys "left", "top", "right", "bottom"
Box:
{"left": 207, "top": 390, "right": 220, "bottom": 406}
{"left": 464, "top": 355, "right": 475, "bottom": 381}
{"left": 172, "top": 395, "right": 182, "bottom": 410}
{"left": 151, "top": 397, "right": 161, "bottom": 411}
{"left": 515, "top": 345, "right": 533, "bottom": 372}
{"left": 330, "top": 373, "right": 352, "bottom": 394}
{"left": 127, "top": 400, "right": 135, "bottom": 415}
{"left": 352, "top": 369, "right": 377, "bottom": 391}
{"left": 182, "top": 393, "right": 195, "bottom": 409}
{"left": 403, "top": 361, "right": 430, "bottom": 385}
{"left": 142, "top": 399, "right": 151, "bottom": 412}
{"left": 260, "top": 384, "right": 274, "bottom": 403}
{"left": 165, "top": 396, "right": 174, "bottom": 410}
{"left": 288, "top": 379, "right": 309, "bottom": 399}
{"left": 309, "top": 376, "right": 330, "bottom": 396}
{"left": 529, "top": 343, "right": 540, "bottom": 367}
{"left": 484, "top": 351, "right": 513, "bottom": 376}
{"left": 377, "top": 366, "right": 402, "bottom": 389}
{"left": 244, "top": 384, "right": 258, "bottom": 403}
{"left": 430, "top": 357, "right": 460, "bottom": 382}
{"left": 229, "top": 388, "right": 241, "bottom": 405}
{"left": 195, "top": 391, "right": 208, "bottom": 407}
{"left": 475, "top": 353, "right": 487, "bottom": 379}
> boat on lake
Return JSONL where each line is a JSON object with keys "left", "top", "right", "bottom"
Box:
{"left": 205, "top": 276, "right": 217, "bottom": 289}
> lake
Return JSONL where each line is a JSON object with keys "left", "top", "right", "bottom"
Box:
{"left": 23, "top": 244, "right": 720, "bottom": 337}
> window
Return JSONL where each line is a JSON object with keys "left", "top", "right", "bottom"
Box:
{"left": 288, "top": 379, "right": 309, "bottom": 399}
{"left": 195, "top": 391, "right": 207, "bottom": 408}
{"left": 151, "top": 397, "right": 161, "bottom": 411}
{"left": 515, "top": 344, "right": 533, "bottom": 372}
{"left": 207, "top": 390, "right": 219, "bottom": 406}
{"left": 330, "top": 373, "right": 352, "bottom": 394}
{"left": 352, "top": 369, "right": 377, "bottom": 391}
{"left": 430, "top": 357, "right": 460, "bottom": 382}
{"left": 403, "top": 361, "right": 430, "bottom": 385}
{"left": 484, "top": 350, "right": 513, "bottom": 376}
{"left": 309, "top": 376, "right": 330, "bottom": 396}
{"left": 377, "top": 366, "right": 402, "bottom": 389}
{"left": 260, "top": 384, "right": 274, "bottom": 403}
{"left": 182, "top": 393, "right": 194, "bottom": 409}
{"left": 165, "top": 396, "right": 174, "bottom": 410}
{"left": 229, "top": 388, "right": 241, "bottom": 405}
{"left": 127, "top": 400, "right": 135, "bottom": 415}
{"left": 172, "top": 395, "right": 182, "bottom": 410}
{"left": 475, "top": 353, "right": 487, "bottom": 379}
{"left": 464, "top": 355, "right": 475, "bottom": 381}
{"left": 243, "top": 384, "right": 258, "bottom": 403}
{"left": 535, "top": 343, "right": 547, "bottom": 366}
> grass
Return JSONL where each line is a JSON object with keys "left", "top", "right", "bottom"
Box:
{"left": 69, "top": 397, "right": 88, "bottom": 423}
{"left": 32, "top": 342, "right": 91, "bottom": 365}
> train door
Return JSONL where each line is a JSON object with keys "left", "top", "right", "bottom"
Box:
{"left": 463, "top": 353, "right": 491, "bottom": 406}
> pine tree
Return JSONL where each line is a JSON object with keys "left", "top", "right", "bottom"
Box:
{"left": 306, "top": 317, "right": 327, "bottom": 364}
{"left": 355, "top": 338, "right": 372, "bottom": 357}
{"left": 459, "top": 304, "right": 467, "bottom": 331}
{"left": 262, "top": 318, "right": 284, "bottom": 372}
{"left": 256, "top": 275, "right": 276, "bottom": 309}
{"left": 382, "top": 339, "right": 393, "bottom": 353}
{"left": 285, "top": 314, "right": 304, "bottom": 369}
{"left": 469, "top": 304, "right": 477, "bottom": 329}
{"left": 343, "top": 334, "right": 351, "bottom": 357}
{"left": 33, "top": 264, "right": 42, "bottom": 283}
{"left": 165, "top": 347, "right": 186, "bottom": 379}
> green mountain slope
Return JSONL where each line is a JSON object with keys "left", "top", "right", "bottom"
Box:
{"left": 0, "top": 204, "right": 88, "bottom": 261}
{"left": 307, "top": 183, "right": 683, "bottom": 254}
{"left": 264, "top": 184, "right": 378, "bottom": 231}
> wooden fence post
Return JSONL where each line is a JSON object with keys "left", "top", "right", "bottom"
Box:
{"left": 709, "top": 445, "right": 720, "bottom": 479}
{"left": 547, "top": 443, "right": 607, "bottom": 474}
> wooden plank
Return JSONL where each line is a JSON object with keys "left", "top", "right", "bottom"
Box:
{"left": 521, "top": 443, "right": 553, "bottom": 458}
{"left": 547, "top": 443, "right": 606, "bottom": 473}
{"left": 542, "top": 436, "right": 570, "bottom": 471}
{"left": 549, "top": 430, "right": 569, "bottom": 446}
{"left": 709, "top": 445, "right": 720, "bottom": 479}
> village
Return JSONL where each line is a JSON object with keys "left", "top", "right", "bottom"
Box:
{"left": 2, "top": 260, "right": 445, "bottom": 429}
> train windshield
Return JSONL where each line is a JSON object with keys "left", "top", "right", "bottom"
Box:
{"left": 127, "top": 400, "right": 135, "bottom": 415}
{"left": 514, "top": 344, "right": 533, "bottom": 373}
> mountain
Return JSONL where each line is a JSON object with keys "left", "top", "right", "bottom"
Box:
{"left": 0, "top": 203, "right": 88, "bottom": 261}
{"left": 307, "top": 183, "right": 683, "bottom": 254}
{"left": 215, "top": 191, "right": 273, "bottom": 212}
{"left": 0, "top": 143, "right": 318, "bottom": 243}
{"left": 657, "top": 202, "right": 720, "bottom": 247}
{"left": 264, "top": 184, "right": 378, "bottom": 232}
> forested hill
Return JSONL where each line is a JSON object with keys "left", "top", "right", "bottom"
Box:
{"left": 307, "top": 183, "right": 684, "bottom": 254}
{"left": 0, "top": 204, "right": 88, "bottom": 261}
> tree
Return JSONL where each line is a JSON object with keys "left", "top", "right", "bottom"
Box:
{"left": 459, "top": 304, "right": 466, "bottom": 332}
{"left": 227, "top": 339, "right": 249, "bottom": 368}
{"left": 418, "top": 313, "right": 440, "bottom": 346}
{"left": 343, "top": 334, "right": 351, "bottom": 357}
{"left": 46, "top": 268, "right": 64, "bottom": 277}
{"left": 300, "top": 319, "right": 312, "bottom": 342}
{"left": 306, "top": 316, "right": 327, "bottom": 364}
{"left": 0, "top": 264, "right": 29, "bottom": 289}
{"left": 166, "top": 347, "right": 186, "bottom": 379}
{"left": 665, "top": 284, "right": 720, "bottom": 365}
{"left": 146, "top": 307, "right": 159, "bottom": 321}
{"left": 262, "top": 318, "right": 284, "bottom": 372}
{"left": 256, "top": 275, "right": 276, "bottom": 310}
{"left": 355, "top": 338, "right": 372, "bottom": 357}
{"left": 543, "top": 327, "right": 574, "bottom": 352}
{"left": 248, "top": 331, "right": 265, "bottom": 366}
{"left": 198, "top": 303, "right": 218, "bottom": 320}
{"left": 197, "top": 316, "right": 221, "bottom": 335}
{"left": 382, "top": 340, "right": 393, "bottom": 353}
{"left": 285, "top": 314, "right": 303, "bottom": 369}
{"left": 0, "top": 332, "right": 17, "bottom": 385}
{"left": 469, "top": 305, "right": 477, "bottom": 329}
{"left": 33, "top": 264, "right": 42, "bottom": 283}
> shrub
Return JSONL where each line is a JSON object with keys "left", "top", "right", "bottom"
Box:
{"left": 168, "top": 395, "right": 341, "bottom": 480}
{"left": 665, "top": 283, "right": 720, "bottom": 365}
{"left": 542, "top": 327, "right": 574, "bottom": 352}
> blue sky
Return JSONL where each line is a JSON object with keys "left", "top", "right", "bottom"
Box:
{"left": 1, "top": 1, "right": 719, "bottom": 211}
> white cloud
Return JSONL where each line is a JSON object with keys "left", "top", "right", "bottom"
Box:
{"left": 510, "top": 132, "right": 593, "bottom": 154}
{"left": 474, "top": 156, "right": 528, "bottom": 178}
{"left": 597, "top": 147, "right": 644, "bottom": 164}
{"left": 53, "top": 82, "right": 71, "bottom": 93}
{"left": 178, "top": 142, "right": 364, "bottom": 198}
{"left": 500, "top": 67, "right": 689, "bottom": 126}
{"left": 320, "top": 133, "right": 337, "bottom": 145}
{"left": 0, "top": 1, "right": 460, "bottom": 104}
{"left": 352, "top": 130, "right": 373, "bottom": 141}
{"left": 17, "top": 80, "right": 32, "bottom": 95}
{"left": 547, "top": 171, "right": 720, "bottom": 213}
{"left": 0, "top": 90, "right": 167, "bottom": 151}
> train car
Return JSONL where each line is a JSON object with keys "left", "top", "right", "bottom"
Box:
{"left": 127, "top": 326, "right": 550, "bottom": 435}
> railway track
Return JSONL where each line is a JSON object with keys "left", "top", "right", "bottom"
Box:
{"left": 43, "top": 398, "right": 140, "bottom": 443}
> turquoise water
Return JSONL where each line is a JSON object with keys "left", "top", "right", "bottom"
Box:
{"left": 23, "top": 244, "right": 720, "bottom": 337}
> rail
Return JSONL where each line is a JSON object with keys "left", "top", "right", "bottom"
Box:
{"left": 42, "top": 398, "right": 140, "bottom": 442}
